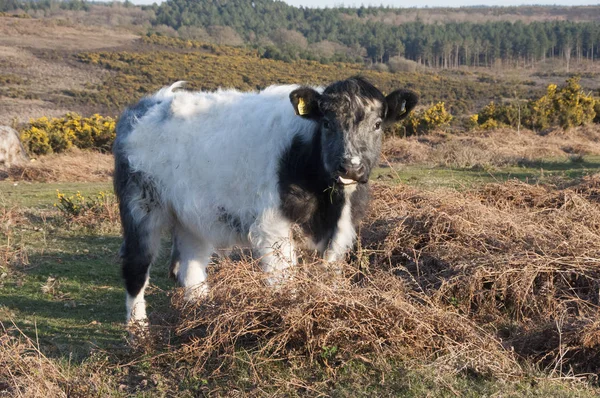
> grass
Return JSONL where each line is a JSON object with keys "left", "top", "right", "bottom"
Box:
{"left": 375, "top": 155, "right": 600, "bottom": 189}
{"left": 2, "top": 152, "right": 600, "bottom": 395}
{"left": 0, "top": 183, "right": 172, "bottom": 364}
{"left": 1, "top": 181, "right": 112, "bottom": 208}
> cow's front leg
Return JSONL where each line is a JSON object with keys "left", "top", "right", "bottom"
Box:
{"left": 250, "top": 212, "right": 297, "bottom": 286}
{"left": 171, "top": 226, "right": 213, "bottom": 301}
{"left": 324, "top": 202, "right": 357, "bottom": 263}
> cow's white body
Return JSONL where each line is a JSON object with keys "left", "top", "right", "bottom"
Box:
{"left": 123, "top": 84, "right": 315, "bottom": 249}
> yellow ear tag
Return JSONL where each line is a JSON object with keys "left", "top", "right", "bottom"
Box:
{"left": 297, "top": 98, "right": 308, "bottom": 116}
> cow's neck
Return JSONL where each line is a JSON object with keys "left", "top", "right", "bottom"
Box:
{"left": 278, "top": 131, "right": 351, "bottom": 244}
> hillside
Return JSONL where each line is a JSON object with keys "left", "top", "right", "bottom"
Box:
{"left": 1, "top": 19, "right": 599, "bottom": 128}
{"left": 2, "top": 0, "right": 600, "bottom": 69}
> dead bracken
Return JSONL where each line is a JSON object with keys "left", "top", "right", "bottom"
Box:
{"left": 159, "top": 176, "right": 600, "bottom": 382}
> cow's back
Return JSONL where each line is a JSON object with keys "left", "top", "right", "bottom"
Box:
{"left": 119, "top": 85, "right": 317, "bottom": 243}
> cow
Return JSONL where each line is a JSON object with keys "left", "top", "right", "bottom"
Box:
{"left": 114, "top": 77, "right": 418, "bottom": 325}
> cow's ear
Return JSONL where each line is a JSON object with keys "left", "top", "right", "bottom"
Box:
{"left": 290, "top": 87, "right": 322, "bottom": 120}
{"left": 384, "top": 89, "right": 419, "bottom": 125}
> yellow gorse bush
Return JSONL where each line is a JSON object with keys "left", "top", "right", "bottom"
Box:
{"left": 551, "top": 77, "right": 596, "bottom": 129}
{"left": 475, "top": 77, "right": 597, "bottom": 131}
{"left": 20, "top": 113, "right": 116, "bottom": 156}
{"left": 398, "top": 102, "right": 453, "bottom": 136}
{"left": 54, "top": 190, "right": 113, "bottom": 218}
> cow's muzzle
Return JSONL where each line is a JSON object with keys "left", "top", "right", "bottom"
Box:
{"left": 336, "top": 160, "right": 366, "bottom": 185}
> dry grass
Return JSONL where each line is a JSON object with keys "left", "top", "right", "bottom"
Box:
{"left": 145, "top": 175, "right": 600, "bottom": 389}
{"left": 1, "top": 176, "right": 599, "bottom": 394}
{"left": 171, "top": 259, "right": 521, "bottom": 380}
{"left": 0, "top": 204, "right": 28, "bottom": 270}
{"left": 365, "top": 177, "right": 600, "bottom": 375}
{"left": 0, "top": 323, "right": 71, "bottom": 397}
{"left": 0, "top": 148, "right": 113, "bottom": 182}
{"left": 383, "top": 125, "right": 600, "bottom": 168}
{"left": 0, "top": 322, "right": 121, "bottom": 397}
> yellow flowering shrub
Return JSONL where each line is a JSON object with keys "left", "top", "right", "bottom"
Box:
{"left": 479, "top": 118, "right": 500, "bottom": 130}
{"left": 476, "top": 102, "right": 501, "bottom": 129}
{"left": 54, "top": 190, "right": 87, "bottom": 217}
{"left": 472, "top": 78, "right": 595, "bottom": 131}
{"left": 400, "top": 102, "right": 453, "bottom": 136}
{"left": 475, "top": 100, "right": 528, "bottom": 130}
{"left": 468, "top": 114, "right": 479, "bottom": 127}
{"left": 19, "top": 125, "right": 52, "bottom": 155}
{"left": 54, "top": 190, "right": 116, "bottom": 221}
{"left": 554, "top": 77, "right": 596, "bottom": 129}
{"left": 20, "top": 113, "right": 116, "bottom": 156}
{"left": 526, "top": 78, "right": 596, "bottom": 130}
{"left": 527, "top": 84, "right": 556, "bottom": 131}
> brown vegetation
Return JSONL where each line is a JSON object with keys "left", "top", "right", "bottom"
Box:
{"left": 3, "top": 174, "right": 599, "bottom": 395}
{"left": 0, "top": 323, "right": 119, "bottom": 398}
{"left": 383, "top": 125, "right": 600, "bottom": 168}
{"left": 161, "top": 176, "right": 600, "bottom": 386}
{"left": 0, "top": 149, "right": 113, "bottom": 182}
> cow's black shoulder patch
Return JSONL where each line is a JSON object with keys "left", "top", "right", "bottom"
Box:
{"left": 278, "top": 132, "right": 346, "bottom": 246}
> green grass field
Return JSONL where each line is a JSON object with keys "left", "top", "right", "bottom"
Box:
{"left": 373, "top": 155, "right": 600, "bottom": 189}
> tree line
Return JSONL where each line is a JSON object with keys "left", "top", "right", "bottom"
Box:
{"left": 147, "top": 0, "right": 600, "bottom": 69}
{"left": 2, "top": 0, "right": 600, "bottom": 69}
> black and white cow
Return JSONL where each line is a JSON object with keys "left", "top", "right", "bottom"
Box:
{"left": 114, "top": 77, "right": 418, "bottom": 324}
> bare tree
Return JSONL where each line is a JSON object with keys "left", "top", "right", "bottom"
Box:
{"left": 207, "top": 26, "right": 244, "bottom": 46}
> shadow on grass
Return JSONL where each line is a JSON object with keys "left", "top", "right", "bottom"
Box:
{"left": 1, "top": 234, "right": 175, "bottom": 362}
{"left": 453, "top": 159, "right": 600, "bottom": 186}
{"left": 516, "top": 158, "right": 600, "bottom": 171}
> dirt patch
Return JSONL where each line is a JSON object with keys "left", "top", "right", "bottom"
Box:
{"left": 0, "top": 17, "right": 137, "bottom": 124}
{"left": 0, "top": 17, "right": 137, "bottom": 51}
{"left": 0, "top": 98, "right": 75, "bottom": 126}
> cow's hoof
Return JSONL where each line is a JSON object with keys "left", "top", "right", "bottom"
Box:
{"left": 265, "top": 269, "right": 297, "bottom": 296}
{"left": 183, "top": 282, "right": 209, "bottom": 303}
{"left": 126, "top": 318, "right": 150, "bottom": 346}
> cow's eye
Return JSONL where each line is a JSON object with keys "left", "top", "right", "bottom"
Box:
{"left": 375, "top": 121, "right": 382, "bottom": 130}
{"left": 323, "top": 121, "right": 330, "bottom": 129}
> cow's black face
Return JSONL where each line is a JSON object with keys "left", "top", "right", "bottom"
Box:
{"left": 290, "top": 77, "right": 418, "bottom": 186}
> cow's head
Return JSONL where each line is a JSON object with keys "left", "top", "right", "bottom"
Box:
{"left": 290, "top": 77, "right": 418, "bottom": 186}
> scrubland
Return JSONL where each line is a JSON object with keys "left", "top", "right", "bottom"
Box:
{"left": 2, "top": 14, "right": 600, "bottom": 397}
{"left": 2, "top": 125, "right": 600, "bottom": 396}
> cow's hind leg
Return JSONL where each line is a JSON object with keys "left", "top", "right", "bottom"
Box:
{"left": 115, "top": 158, "right": 166, "bottom": 326}
{"left": 120, "top": 203, "right": 164, "bottom": 326}
{"left": 171, "top": 225, "right": 213, "bottom": 301}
